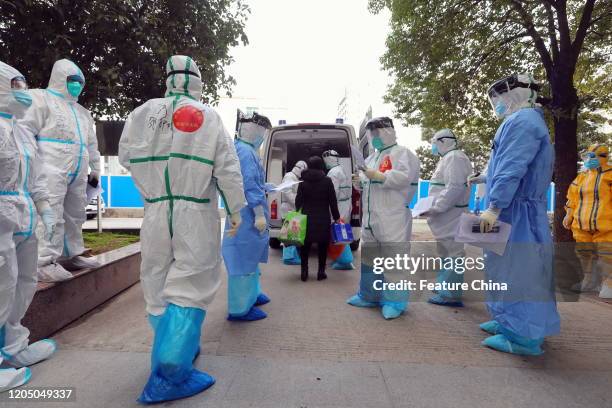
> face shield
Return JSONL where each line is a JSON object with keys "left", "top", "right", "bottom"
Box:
{"left": 487, "top": 74, "right": 540, "bottom": 119}
{"left": 582, "top": 145, "right": 609, "bottom": 169}
{"left": 431, "top": 128, "right": 457, "bottom": 156}
{"left": 365, "top": 117, "right": 396, "bottom": 151}
{"left": 238, "top": 112, "right": 272, "bottom": 149}
{"left": 293, "top": 160, "right": 308, "bottom": 177}
{"left": 322, "top": 150, "right": 340, "bottom": 169}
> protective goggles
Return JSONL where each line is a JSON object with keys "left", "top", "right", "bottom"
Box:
{"left": 487, "top": 74, "right": 540, "bottom": 98}
{"left": 11, "top": 76, "right": 28, "bottom": 90}
{"left": 365, "top": 117, "right": 394, "bottom": 130}
{"left": 322, "top": 150, "right": 339, "bottom": 159}
{"left": 67, "top": 75, "right": 84, "bottom": 84}
{"left": 239, "top": 112, "right": 272, "bottom": 129}
{"left": 166, "top": 70, "right": 201, "bottom": 79}
{"left": 581, "top": 151, "right": 607, "bottom": 160}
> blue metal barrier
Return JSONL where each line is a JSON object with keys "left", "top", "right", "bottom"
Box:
{"left": 101, "top": 176, "right": 555, "bottom": 212}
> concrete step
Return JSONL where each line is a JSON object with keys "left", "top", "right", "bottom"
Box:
{"left": 22, "top": 243, "right": 141, "bottom": 342}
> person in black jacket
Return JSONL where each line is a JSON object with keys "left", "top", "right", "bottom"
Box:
{"left": 295, "top": 156, "right": 341, "bottom": 281}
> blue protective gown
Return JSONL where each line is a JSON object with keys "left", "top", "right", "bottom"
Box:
{"left": 221, "top": 140, "right": 269, "bottom": 316}
{"left": 484, "top": 108, "right": 560, "bottom": 341}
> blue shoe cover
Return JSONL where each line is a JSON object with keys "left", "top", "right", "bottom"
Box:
{"left": 346, "top": 294, "right": 379, "bottom": 308}
{"left": 381, "top": 305, "right": 403, "bottom": 320}
{"left": 479, "top": 320, "right": 500, "bottom": 335}
{"left": 428, "top": 295, "right": 464, "bottom": 308}
{"left": 332, "top": 262, "right": 355, "bottom": 270}
{"left": 481, "top": 334, "right": 544, "bottom": 356}
{"left": 138, "top": 304, "right": 211, "bottom": 404}
{"left": 227, "top": 306, "right": 267, "bottom": 321}
{"left": 138, "top": 369, "right": 215, "bottom": 404}
{"left": 255, "top": 293, "right": 271, "bottom": 306}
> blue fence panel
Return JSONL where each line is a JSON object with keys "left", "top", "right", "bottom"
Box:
{"left": 103, "top": 176, "right": 556, "bottom": 213}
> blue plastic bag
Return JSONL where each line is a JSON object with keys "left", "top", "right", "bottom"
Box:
{"left": 331, "top": 223, "right": 353, "bottom": 244}
{"left": 282, "top": 245, "right": 301, "bottom": 265}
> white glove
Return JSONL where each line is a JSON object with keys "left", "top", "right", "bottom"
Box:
{"left": 253, "top": 205, "right": 267, "bottom": 233}
{"left": 352, "top": 174, "right": 362, "bottom": 190}
{"left": 227, "top": 212, "right": 242, "bottom": 237}
{"left": 36, "top": 200, "right": 56, "bottom": 241}
{"left": 479, "top": 207, "right": 501, "bottom": 233}
{"left": 364, "top": 168, "right": 386, "bottom": 182}
{"left": 467, "top": 172, "right": 486, "bottom": 187}
{"left": 563, "top": 209, "right": 574, "bottom": 230}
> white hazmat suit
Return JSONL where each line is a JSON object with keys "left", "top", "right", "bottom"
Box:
{"left": 0, "top": 61, "right": 57, "bottom": 393}
{"left": 426, "top": 129, "right": 472, "bottom": 306}
{"left": 20, "top": 59, "right": 101, "bottom": 282}
{"left": 347, "top": 117, "right": 420, "bottom": 319}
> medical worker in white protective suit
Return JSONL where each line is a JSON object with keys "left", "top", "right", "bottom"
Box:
{"left": 119, "top": 55, "right": 246, "bottom": 404}
{"left": 425, "top": 129, "right": 472, "bottom": 307}
{"left": 322, "top": 149, "right": 354, "bottom": 270}
{"left": 347, "top": 117, "right": 420, "bottom": 320}
{"left": 0, "top": 62, "right": 57, "bottom": 393}
{"left": 280, "top": 161, "right": 307, "bottom": 265}
{"left": 474, "top": 73, "right": 560, "bottom": 356}
{"left": 20, "top": 59, "right": 101, "bottom": 282}
{"left": 222, "top": 113, "right": 272, "bottom": 322}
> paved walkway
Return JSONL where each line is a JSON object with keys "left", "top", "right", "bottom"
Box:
{"left": 5, "top": 221, "right": 612, "bottom": 408}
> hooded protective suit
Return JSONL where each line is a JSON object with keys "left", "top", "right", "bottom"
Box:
{"left": 565, "top": 144, "right": 612, "bottom": 298}
{"left": 19, "top": 59, "right": 101, "bottom": 281}
{"left": 222, "top": 113, "right": 271, "bottom": 321}
{"left": 427, "top": 129, "right": 472, "bottom": 306}
{"left": 119, "top": 55, "right": 246, "bottom": 403}
{"left": 347, "top": 117, "right": 420, "bottom": 319}
{"left": 323, "top": 150, "right": 354, "bottom": 269}
{"left": 479, "top": 74, "right": 560, "bottom": 356}
{"left": 0, "top": 61, "right": 56, "bottom": 393}
{"left": 280, "top": 161, "right": 307, "bottom": 265}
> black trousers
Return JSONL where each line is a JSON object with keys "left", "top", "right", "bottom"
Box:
{"left": 300, "top": 240, "right": 329, "bottom": 273}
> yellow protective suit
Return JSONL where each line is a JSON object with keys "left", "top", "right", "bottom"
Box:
{"left": 565, "top": 144, "right": 612, "bottom": 298}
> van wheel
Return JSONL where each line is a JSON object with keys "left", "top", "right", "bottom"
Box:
{"left": 269, "top": 238, "right": 282, "bottom": 249}
{"left": 350, "top": 240, "right": 360, "bottom": 251}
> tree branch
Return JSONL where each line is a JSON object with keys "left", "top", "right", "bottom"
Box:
{"left": 509, "top": 0, "right": 554, "bottom": 79}
{"left": 555, "top": 0, "right": 572, "bottom": 55}
{"left": 572, "top": 0, "right": 597, "bottom": 65}
{"left": 543, "top": 1, "right": 560, "bottom": 63}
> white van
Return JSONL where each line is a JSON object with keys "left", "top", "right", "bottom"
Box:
{"left": 262, "top": 122, "right": 362, "bottom": 250}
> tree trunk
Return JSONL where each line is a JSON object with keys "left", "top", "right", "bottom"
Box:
{"left": 550, "top": 71, "right": 579, "bottom": 243}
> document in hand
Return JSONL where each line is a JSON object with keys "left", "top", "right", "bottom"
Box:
{"left": 411, "top": 196, "right": 435, "bottom": 218}
{"left": 269, "top": 180, "right": 302, "bottom": 193}
{"left": 454, "top": 213, "right": 512, "bottom": 256}
{"left": 86, "top": 183, "right": 104, "bottom": 203}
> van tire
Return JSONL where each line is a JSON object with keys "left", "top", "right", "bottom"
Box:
{"left": 269, "top": 238, "right": 282, "bottom": 249}
{"left": 350, "top": 240, "right": 360, "bottom": 251}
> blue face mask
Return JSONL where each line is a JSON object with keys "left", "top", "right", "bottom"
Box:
{"left": 253, "top": 134, "right": 265, "bottom": 149}
{"left": 371, "top": 137, "right": 385, "bottom": 151}
{"left": 495, "top": 102, "right": 507, "bottom": 118}
{"left": 12, "top": 90, "right": 32, "bottom": 107}
{"left": 431, "top": 144, "right": 440, "bottom": 156}
{"left": 67, "top": 81, "right": 84, "bottom": 98}
{"left": 585, "top": 158, "right": 601, "bottom": 169}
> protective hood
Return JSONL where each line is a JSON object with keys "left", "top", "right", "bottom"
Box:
{"left": 431, "top": 128, "right": 458, "bottom": 156}
{"left": 365, "top": 117, "right": 397, "bottom": 150}
{"left": 322, "top": 150, "right": 340, "bottom": 169}
{"left": 165, "top": 55, "right": 202, "bottom": 100}
{"left": 47, "top": 59, "right": 85, "bottom": 102}
{"left": 0, "top": 61, "right": 30, "bottom": 118}
{"left": 292, "top": 160, "right": 308, "bottom": 177}
{"left": 488, "top": 73, "right": 539, "bottom": 119}
{"left": 238, "top": 122, "right": 268, "bottom": 148}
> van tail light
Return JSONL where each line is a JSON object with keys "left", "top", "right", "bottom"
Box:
{"left": 271, "top": 199, "right": 278, "bottom": 219}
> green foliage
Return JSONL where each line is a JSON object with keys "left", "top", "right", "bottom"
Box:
{"left": 0, "top": 0, "right": 250, "bottom": 118}
{"left": 370, "top": 0, "right": 611, "bottom": 157}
